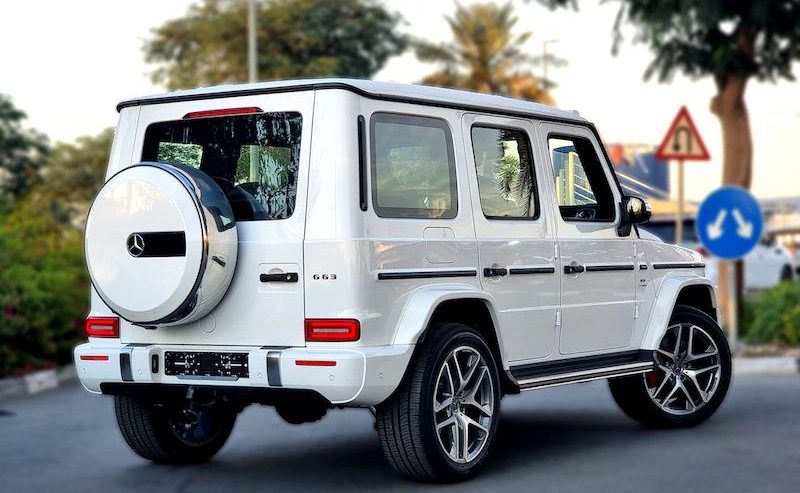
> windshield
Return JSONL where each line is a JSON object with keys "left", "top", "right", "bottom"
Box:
{"left": 142, "top": 111, "right": 302, "bottom": 221}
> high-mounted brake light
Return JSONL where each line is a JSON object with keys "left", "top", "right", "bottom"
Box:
{"left": 85, "top": 317, "right": 120, "bottom": 338}
{"left": 183, "top": 107, "right": 263, "bottom": 119}
{"left": 304, "top": 319, "right": 360, "bottom": 342}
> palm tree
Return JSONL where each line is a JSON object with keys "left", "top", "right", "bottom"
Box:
{"left": 415, "top": 2, "right": 559, "bottom": 104}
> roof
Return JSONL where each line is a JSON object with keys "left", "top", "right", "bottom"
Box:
{"left": 116, "top": 78, "right": 585, "bottom": 123}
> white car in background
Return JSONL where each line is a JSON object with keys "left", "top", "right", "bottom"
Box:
{"left": 642, "top": 217, "right": 796, "bottom": 289}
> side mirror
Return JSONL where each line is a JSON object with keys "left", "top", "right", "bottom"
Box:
{"left": 623, "top": 195, "right": 652, "bottom": 225}
{"left": 618, "top": 195, "right": 651, "bottom": 236}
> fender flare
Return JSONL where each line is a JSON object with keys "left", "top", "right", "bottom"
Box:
{"left": 391, "top": 283, "right": 502, "bottom": 348}
{"left": 641, "top": 273, "right": 718, "bottom": 350}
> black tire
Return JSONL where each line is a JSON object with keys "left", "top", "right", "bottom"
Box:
{"left": 375, "top": 323, "right": 501, "bottom": 483}
{"left": 114, "top": 395, "right": 237, "bottom": 464}
{"left": 780, "top": 265, "right": 793, "bottom": 282}
{"left": 609, "top": 305, "right": 732, "bottom": 428}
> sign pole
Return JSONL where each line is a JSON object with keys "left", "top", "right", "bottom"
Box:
{"left": 676, "top": 159, "right": 684, "bottom": 244}
{"left": 728, "top": 262, "right": 738, "bottom": 351}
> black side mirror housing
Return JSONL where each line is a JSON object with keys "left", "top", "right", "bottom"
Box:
{"left": 618, "top": 195, "right": 652, "bottom": 236}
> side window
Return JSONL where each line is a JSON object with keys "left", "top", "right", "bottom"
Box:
{"left": 549, "top": 135, "right": 615, "bottom": 221}
{"left": 471, "top": 126, "right": 538, "bottom": 219}
{"left": 370, "top": 113, "right": 457, "bottom": 219}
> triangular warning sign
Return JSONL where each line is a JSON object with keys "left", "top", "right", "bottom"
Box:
{"left": 655, "top": 106, "right": 710, "bottom": 161}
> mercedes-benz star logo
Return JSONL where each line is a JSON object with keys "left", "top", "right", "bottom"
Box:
{"left": 127, "top": 233, "right": 145, "bottom": 257}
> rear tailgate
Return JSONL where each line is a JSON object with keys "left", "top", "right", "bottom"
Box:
{"left": 113, "top": 91, "right": 314, "bottom": 346}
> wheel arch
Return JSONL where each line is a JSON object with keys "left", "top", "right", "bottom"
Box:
{"left": 391, "top": 285, "right": 507, "bottom": 371}
{"left": 641, "top": 274, "right": 719, "bottom": 350}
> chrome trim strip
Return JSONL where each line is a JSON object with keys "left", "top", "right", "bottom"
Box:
{"left": 267, "top": 351, "right": 282, "bottom": 387}
{"left": 119, "top": 348, "right": 134, "bottom": 382}
{"left": 516, "top": 361, "right": 654, "bottom": 390}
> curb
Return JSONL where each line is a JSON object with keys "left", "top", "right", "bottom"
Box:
{"left": 733, "top": 356, "right": 800, "bottom": 375}
{"left": 0, "top": 366, "right": 77, "bottom": 401}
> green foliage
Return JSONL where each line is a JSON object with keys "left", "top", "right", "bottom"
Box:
{"left": 609, "top": 0, "right": 800, "bottom": 85}
{"left": 534, "top": 1, "right": 800, "bottom": 85}
{"left": 144, "top": 0, "right": 407, "bottom": 90}
{"left": 0, "top": 95, "right": 48, "bottom": 208}
{"left": 43, "top": 128, "right": 112, "bottom": 222}
{"left": 742, "top": 281, "right": 800, "bottom": 347}
{"left": 415, "top": 2, "right": 560, "bottom": 103}
{"left": 0, "top": 193, "right": 89, "bottom": 376}
{"left": 0, "top": 109, "right": 110, "bottom": 375}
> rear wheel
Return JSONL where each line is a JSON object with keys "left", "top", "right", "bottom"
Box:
{"left": 114, "top": 394, "right": 237, "bottom": 463}
{"left": 609, "top": 305, "right": 731, "bottom": 428}
{"left": 376, "top": 323, "right": 501, "bottom": 482}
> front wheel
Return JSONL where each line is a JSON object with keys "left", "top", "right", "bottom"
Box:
{"left": 376, "top": 323, "right": 501, "bottom": 482}
{"left": 114, "top": 394, "right": 237, "bottom": 463}
{"left": 609, "top": 305, "right": 732, "bottom": 428}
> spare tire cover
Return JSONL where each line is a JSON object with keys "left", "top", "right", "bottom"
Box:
{"left": 85, "top": 162, "right": 238, "bottom": 326}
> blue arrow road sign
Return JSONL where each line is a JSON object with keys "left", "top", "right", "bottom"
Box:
{"left": 696, "top": 186, "right": 763, "bottom": 260}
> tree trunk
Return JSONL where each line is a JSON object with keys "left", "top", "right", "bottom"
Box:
{"left": 710, "top": 74, "right": 752, "bottom": 343}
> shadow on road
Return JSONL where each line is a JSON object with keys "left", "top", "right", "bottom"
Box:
{"left": 100, "top": 408, "right": 644, "bottom": 491}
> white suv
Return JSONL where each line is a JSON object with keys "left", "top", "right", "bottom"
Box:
{"left": 76, "top": 79, "right": 731, "bottom": 482}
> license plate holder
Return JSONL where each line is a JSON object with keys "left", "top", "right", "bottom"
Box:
{"left": 164, "top": 351, "right": 249, "bottom": 378}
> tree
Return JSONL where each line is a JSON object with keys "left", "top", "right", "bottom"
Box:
{"left": 43, "top": 128, "right": 113, "bottom": 223}
{"left": 0, "top": 95, "right": 48, "bottom": 208}
{"left": 415, "top": 2, "right": 560, "bottom": 104}
{"left": 144, "top": 0, "right": 407, "bottom": 90}
{"left": 536, "top": 0, "right": 800, "bottom": 326}
{"left": 0, "top": 192, "right": 88, "bottom": 377}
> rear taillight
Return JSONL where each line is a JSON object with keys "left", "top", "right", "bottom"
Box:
{"left": 85, "top": 317, "right": 119, "bottom": 338}
{"left": 304, "top": 319, "right": 360, "bottom": 342}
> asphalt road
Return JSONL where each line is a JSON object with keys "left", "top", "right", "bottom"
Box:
{"left": 1, "top": 375, "right": 798, "bottom": 493}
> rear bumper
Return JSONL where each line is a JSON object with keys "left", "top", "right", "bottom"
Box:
{"left": 74, "top": 342, "right": 413, "bottom": 406}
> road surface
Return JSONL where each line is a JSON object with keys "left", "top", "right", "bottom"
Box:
{"left": 1, "top": 375, "right": 798, "bottom": 492}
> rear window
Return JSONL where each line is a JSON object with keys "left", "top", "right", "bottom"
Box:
{"left": 142, "top": 111, "right": 302, "bottom": 221}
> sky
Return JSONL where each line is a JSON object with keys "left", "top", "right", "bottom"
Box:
{"left": 1, "top": 0, "right": 799, "bottom": 201}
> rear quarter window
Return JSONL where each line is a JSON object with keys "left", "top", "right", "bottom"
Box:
{"left": 370, "top": 113, "right": 458, "bottom": 219}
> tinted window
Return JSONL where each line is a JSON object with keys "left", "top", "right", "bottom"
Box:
{"left": 370, "top": 113, "right": 457, "bottom": 219}
{"left": 549, "top": 136, "right": 615, "bottom": 221}
{"left": 643, "top": 220, "right": 699, "bottom": 244}
{"left": 142, "top": 112, "right": 302, "bottom": 221}
{"left": 471, "top": 126, "right": 538, "bottom": 219}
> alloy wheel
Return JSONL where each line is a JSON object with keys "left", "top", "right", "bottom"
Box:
{"left": 433, "top": 346, "right": 495, "bottom": 463}
{"left": 645, "top": 323, "right": 723, "bottom": 415}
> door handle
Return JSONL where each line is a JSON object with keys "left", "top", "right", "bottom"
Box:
{"left": 260, "top": 272, "right": 299, "bottom": 283}
{"left": 483, "top": 267, "right": 508, "bottom": 277}
{"left": 564, "top": 263, "right": 585, "bottom": 275}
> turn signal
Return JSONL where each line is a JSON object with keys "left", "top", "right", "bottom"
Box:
{"left": 85, "top": 317, "right": 120, "bottom": 338}
{"left": 304, "top": 319, "right": 360, "bottom": 342}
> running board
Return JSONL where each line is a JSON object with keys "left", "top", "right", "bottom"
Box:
{"left": 509, "top": 350, "right": 655, "bottom": 391}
